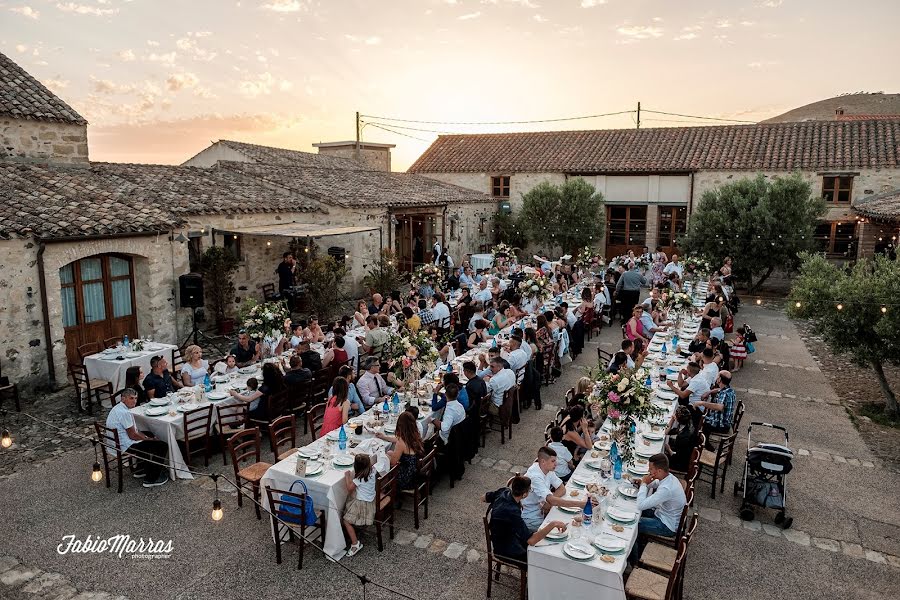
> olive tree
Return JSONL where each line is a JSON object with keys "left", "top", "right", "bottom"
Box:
{"left": 518, "top": 178, "right": 605, "bottom": 256}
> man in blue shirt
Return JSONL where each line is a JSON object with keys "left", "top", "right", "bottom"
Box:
{"left": 639, "top": 304, "right": 667, "bottom": 337}
{"left": 697, "top": 371, "right": 736, "bottom": 449}
{"left": 142, "top": 355, "right": 182, "bottom": 399}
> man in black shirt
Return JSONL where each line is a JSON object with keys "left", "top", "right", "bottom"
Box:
{"left": 231, "top": 332, "right": 260, "bottom": 368}
{"left": 276, "top": 252, "right": 296, "bottom": 293}
{"left": 283, "top": 355, "right": 312, "bottom": 387}
{"left": 483, "top": 475, "right": 566, "bottom": 565}
{"left": 463, "top": 361, "right": 487, "bottom": 413}
{"left": 297, "top": 340, "right": 322, "bottom": 374}
{"left": 142, "top": 355, "right": 183, "bottom": 399}
{"left": 688, "top": 328, "right": 710, "bottom": 354}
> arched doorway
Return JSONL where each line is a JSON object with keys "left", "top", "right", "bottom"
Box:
{"left": 61, "top": 254, "right": 138, "bottom": 365}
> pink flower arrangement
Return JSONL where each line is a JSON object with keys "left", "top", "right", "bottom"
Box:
{"left": 607, "top": 391, "right": 620, "bottom": 403}
{"left": 401, "top": 356, "right": 412, "bottom": 369}
{"left": 607, "top": 408, "right": 621, "bottom": 420}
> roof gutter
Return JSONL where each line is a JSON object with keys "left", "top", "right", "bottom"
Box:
{"left": 36, "top": 239, "right": 56, "bottom": 388}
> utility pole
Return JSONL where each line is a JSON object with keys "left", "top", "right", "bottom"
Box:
{"left": 355, "top": 111, "right": 361, "bottom": 158}
{"left": 636, "top": 101, "right": 641, "bottom": 129}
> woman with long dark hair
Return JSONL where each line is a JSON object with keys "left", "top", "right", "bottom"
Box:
{"left": 124, "top": 366, "right": 149, "bottom": 405}
{"left": 321, "top": 376, "right": 350, "bottom": 436}
{"left": 377, "top": 411, "right": 424, "bottom": 490}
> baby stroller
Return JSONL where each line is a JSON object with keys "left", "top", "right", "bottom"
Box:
{"left": 733, "top": 422, "right": 794, "bottom": 529}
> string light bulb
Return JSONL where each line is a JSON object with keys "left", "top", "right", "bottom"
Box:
{"left": 837, "top": 303, "right": 843, "bottom": 311}
{"left": 266, "top": 241, "right": 271, "bottom": 247}
{"left": 0, "top": 429, "right": 11, "bottom": 449}
{"left": 756, "top": 298, "right": 762, "bottom": 305}
{"left": 881, "top": 305, "right": 888, "bottom": 314}
{"left": 795, "top": 301, "right": 802, "bottom": 308}
{"left": 91, "top": 462, "right": 103, "bottom": 483}
{"left": 211, "top": 474, "right": 224, "bottom": 521}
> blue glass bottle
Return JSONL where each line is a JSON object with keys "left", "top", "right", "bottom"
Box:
{"left": 338, "top": 425, "right": 347, "bottom": 451}
{"left": 661, "top": 342, "right": 668, "bottom": 357}
{"left": 382, "top": 398, "right": 390, "bottom": 415}
{"left": 123, "top": 335, "right": 130, "bottom": 350}
{"left": 582, "top": 497, "right": 593, "bottom": 527}
{"left": 203, "top": 373, "right": 212, "bottom": 393}
{"left": 392, "top": 391, "right": 400, "bottom": 415}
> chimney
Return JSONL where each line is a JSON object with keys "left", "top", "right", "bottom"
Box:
{"left": 835, "top": 107, "right": 845, "bottom": 116}
{"left": 312, "top": 141, "right": 395, "bottom": 172}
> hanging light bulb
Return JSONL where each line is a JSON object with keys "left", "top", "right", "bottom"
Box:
{"left": 794, "top": 301, "right": 801, "bottom": 308}
{"left": 881, "top": 305, "right": 888, "bottom": 314}
{"left": 211, "top": 499, "right": 224, "bottom": 521}
{"left": 91, "top": 462, "right": 103, "bottom": 483}
{"left": 266, "top": 241, "right": 271, "bottom": 247}
{"left": 837, "top": 303, "right": 843, "bottom": 311}
{"left": 0, "top": 429, "right": 11, "bottom": 449}
{"left": 756, "top": 298, "right": 762, "bottom": 305}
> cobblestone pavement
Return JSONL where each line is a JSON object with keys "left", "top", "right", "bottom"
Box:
{"left": 2, "top": 303, "right": 900, "bottom": 600}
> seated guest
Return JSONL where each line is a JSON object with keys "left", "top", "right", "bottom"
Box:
{"left": 222, "top": 355, "right": 239, "bottom": 374}
{"left": 432, "top": 383, "right": 466, "bottom": 445}
{"left": 468, "top": 302, "right": 486, "bottom": 333}
{"left": 625, "top": 305, "right": 649, "bottom": 344}
{"left": 402, "top": 306, "right": 421, "bottom": 334}
{"left": 568, "top": 377, "right": 594, "bottom": 406}
{"left": 333, "top": 327, "right": 359, "bottom": 371}
{"left": 709, "top": 317, "right": 725, "bottom": 343}
{"left": 521, "top": 446, "right": 585, "bottom": 532}
{"left": 432, "top": 372, "right": 469, "bottom": 413}
{"left": 547, "top": 427, "right": 574, "bottom": 481}
{"left": 229, "top": 363, "right": 283, "bottom": 422}
{"left": 467, "top": 319, "right": 490, "bottom": 349}
{"left": 484, "top": 357, "right": 515, "bottom": 415}
{"left": 687, "top": 328, "right": 710, "bottom": 354}
{"left": 143, "top": 355, "right": 182, "bottom": 399}
{"left": 304, "top": 315, "right": 326, "bottom": 343}
{"left": 559, "top": 405, "right": 594, "bottom": 458}
{"left": 375, "top": 411, "right": 424, "bottom": 490}
{"left": 640, "top": 304, "right": 667, "bottom": 337}
{"left": 698, "top": 347, "right": 720, "bottom": 387}
{"left": 417, "top": 299, "right": 436, "bottom": 329}
{"left": 106, "top": 388, "right": 170, "bottom": 487}
{"left": 322, "top": 335, "right": 349, "bottom": 370}
{"left": 231, "top": 331, "right": 261, "bottom": 368}
{"left": 357, "top": 357, "right": 393, "bottom": 408}
{"left": 289, "top": 321, "right": 305, "bottom": 349}
{"left": 331, "top": 365, "right": 364, "bottom": 416}
{"left": 459, "top": 266, "right": 476, "bottom": 288}
{"left": 607, "top": 351, "right": 629, "bottom": 374}
{"left": 630, "top": 338, "right": 648, "bottom": 369}
{"left": 463, "top": 361, "right": 487, "bottom": 411}
{"left": 473, "top": 279, "right": 493, "bottom": 304}
{"left": 629, "top": 453, "right": 687, "bottom": 565}
{"left": 667, "top": 361, "right": 709, "bottom": 406}
{"left": 483, "top": 475, "right": 568, "bottom": 565}
{"left": 504, "top": 335, "right": 530, "bottom": 373}
{"left": 697, "top": 371, "right": 736, "bottom": 449}
{"left": 367, "top": 292, "right": 384, "bottom": 316}
{"left": 124, "top": 366, "right": 149, "bottom": 405}
{"left": 665, "top": 405, "right": 697, "bottom": 472}
{"left": 297, "top": 340, "right": 323, "bottom": 374}
{"left": 321, "top": 377, "right": 351, "bottom": 436}
{"left": 354, "top": 300, "right": 370, "bottom": 328}
{"left": 708, "top": 335, "right": 729, "bottom": 370}
{"left": 283, "top": 355, "right": 312, "bottom": 386}
{"left": 361, "top": 315, "right": 388, "bottom": 360}
{"left": 180, "top": 344, "right": 209, "bottom": 386}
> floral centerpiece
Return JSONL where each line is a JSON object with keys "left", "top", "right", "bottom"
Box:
{"left": 575, "top": 246, "right": 605, "bottom": 270}
{"left": 588, "top": 367, "right": 664, "bottom": 465}
{"left": 242, "top": 300, "right": 290, "bottom": 343}
{"left": 491, "top": 243, "right": 515, "bottom": 261}
{"left": 517, "top": 274, "right": 553, "bottom": 304}
{"left": 666, "top": 292, "right": 693, "bottom": 310}
{"left": 411, "top": 264, "right": 444, "bottom": 297}
{"left": 609, "top": 254, "right": 650, "bottom": 273}
{"left": 385, "top": 329, "right": 439, "bottom": 380}
{"left": 683, "top": 256, "right": 714, "bottom": 277}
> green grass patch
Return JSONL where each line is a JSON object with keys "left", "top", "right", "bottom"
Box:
{"left": 858, "top": 403, "right": 900, "bottom": 429}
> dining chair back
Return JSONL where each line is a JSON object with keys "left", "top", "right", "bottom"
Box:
{"left": 216, "top": 403, "right": 248, "bottom": 466}
{"left": 77, "top": 341, "right": 102, "bottom": 362}
{"left": 698, "top": 432, "right": 737, "bottom": 499}
{"left": 374, "top": 465, "right": 399, "bottom": 551}
{"left": 69, "top": 362, "right": 113, "bottom": 414}
{"left": 269, "top": 414, "right": 298, "bottom": 461}
{"left": 102, "top": 336, "right": 121, "bottom": 349}
{"left": 0, "top": 358, "right": 21, "bottom": 412}
{"left": 264, "top": 484, "right": 327, "bottom": 569}
{"left": 93, "top": 421, "right": 133, "bottom": 493}
{"left": 400, "top": 448, "right": 436, "bottom": 529}
{"left": 306, "top": 402, "right": 327, "bottom": 441}
{"left": 483, "top": 505, "right": 527, "bottom": 600}
{"left": 182, "top": 405, "right": 213, "bottom": 468}
{"left": 227, "top": 427, "right": 272, "bottom": 519}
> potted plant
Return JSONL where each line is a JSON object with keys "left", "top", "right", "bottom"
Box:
{"left": 362, "top": 249, "right": 404, "bottom": 296}
{"left": 199, "top": 246, "right": 240, "bottom": 334}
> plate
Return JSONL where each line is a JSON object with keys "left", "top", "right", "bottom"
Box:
{"left": 383, "top": 425, "right": 396, "bottom": 434}
{"left": 207, "top": 391, "right": 229, "bottom": 401}
{"left": 325, "top": 430, "right": 341, "bottom": 441}
{"left": 332, "top": 454, "right": 355, "bottom": 467}
{"left": 607, "top": 507, "right": 637, "bottom": 523}
{"left": 584, "top": 460, "right": 603, "bottom": 471}
{"left": 126, "top": 352, "right": 142, "bottom": 358}
{"left": 655, "top": 390, "right": 678, "bottom": 401}
{"left": 238, "top": 366, "right": 256, "bottom": 374}
{"left": 545, "top": 529, "right": 569, "bottom": 542}
{"left": 634, "top": 448, "right": 656, "bottom": 458}
{"left": 297, "top": 448, "right": 320, "bottom": 459}
{"left": 618, "top": 484, "right": 639, "bottom": 499}
{"left": 562, "top": 542, "right": 596, "bottom": 561}
{"left": 593, "top": 440, "right": 611, "bottom": 451}
{"left": 628, "top": 464, "right": 650, "bottom": 476}
{"left": 593, "top": 535, "right": 628, "bottom": 553}
{"left": 570, "top": 473, "right": 593, "bottom": 487}
{"left": 144, "top": 406, "right": 169, "bottom": 417}
{"left": 559, "top": 505, "right": 581, "bottom": 514}
{"left": 642, "top": 431, "right": 665, "bottom": 441}
{"left": 176, "top": 404, "right": 199, "bottom": 413}
{"left": 149, "top": 398, "right": 169, "bottom": 407}
{"left": 304, "top": 461, "right": 324, "bottom": 476}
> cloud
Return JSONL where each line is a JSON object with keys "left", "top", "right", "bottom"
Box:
{"left": 715, "top": 19, "right": 732, "bottom": 28}
{"left": 760, "top": 0, "right": 783, "bottom": 6}
{"left": 747, "top": 60, "right": 779, "bottom": 69}
{"left": 15, "top": 44, "right": 28, "bottom": 53}
{"left": 116, "top": 49, "right": 136, "bottom": 61}
{"left": 483, "top": 0, "right": 539, "bottom": 7}
{"left": 166, "top": 72, "right": 199, "bottom": 91}
{"left": 10, "top": 6, "right": 40, "bottom": 19}
{"left": 42, "top": 78, "right": 70, "bottom": 91}
{"left": 175, "top": 37, "right": 218, "bottom": 61}
{"left": 343, "top": 34, "right": 382, "bottom": 45}
{"left": 458, "top": 11, "right": 481, "bottom": 20}
{"left": 56, "top": 2, "right": 117, "bottom": 16}
{"left": 740, "top": 21, "right": 756, "bottom": 26}
{"left": 533, "top": 13, "right": 547, "bottom": 22}
{"left": 262, "top": 0, "right": 306, "bottom": 12}
{"left": 238, "top": 72, "right": 292, "bottom": 97}
{"left": 147, "top": 40, "right": 160, "bottom": 47}
{"left": 580, "top": 0, "right": 607, "bottom": 6}
{"left": 146, "top": 52, "right": 177, "bottom": 64}
{"left": 674, "top": 33, "right": 699, "bottom": 41}
{"left": 616, "top": 25, "right": 664, "bottom": 39}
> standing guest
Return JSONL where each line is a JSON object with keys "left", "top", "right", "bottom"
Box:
{"left": 730, "top": 327, "right": 749, "bottom": 371}
{"left": 521, "top": 446, "right": 585, "bottom": 532}
{"left": 357, "top": 357, "right": 393, "bottom": 408}
{"left": 615, "top": 262, "right": 647, "bottom": 323}
{"left": 297, "top": 340, "right": 323, "bottom": 374}
{"left": 276, "top": 252, "right": 296, "bottom": 294}
{"left": 354, "top": 300, "right": 370, "bottom": 328}
{"left": 547, "top": 427, "right": 575, "bottom": 481}
{"left": 431, "top": 383, "right": 466, "bottom": 445}
{"left": 431, "top": 235, "right": 442, "bottom": 264}
{"left": 180, "top": 345, "right": 209, "bottom": 386}
{"left": 106, "top": 388, "right": 170, "bottom": 487}
{"left": 651, "top": 247, "right": 668, "bottom": 287}
{"left": 719, "top": 257, "right": 733, "bottom": 284}
{"left": 482, "top": 475, "right": 568, "bottom": 565}
{"left": 700, "top": 296, "right": 726, "bottom": 330}
{"left": 231, "top": 331, "right": 261, "bottom": 368}
{"left": 143, "top": 355, "right": 183, "bottom": 399}
{"left": 342, "top": 453, "right": 385, "bottom": 557}
{"left": 663, "top": 254, "right": 684, "bottom": 281}
{"left": 629, "top": 453, "right": 687, "bottom": 564}
{"left": 124, "top": 366, "right": 149, "bottom": 405}
{"left": 402, "top": 306, "right": 421, "bottom": 334}
{"left": 321, "top": 377, "right": 351, "bottom": 436}
{"left": 375, "top": 411, "right": 424, "bottom": 490}
{"left": 697, "top": 371, "right": 737, "bottom": 449}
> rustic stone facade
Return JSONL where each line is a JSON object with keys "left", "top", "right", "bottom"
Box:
{"left": 0, "top": 118, "right": 88, "bottom": 165}
{"left": 314, "top": 144, "right": 392, "bottom": 172}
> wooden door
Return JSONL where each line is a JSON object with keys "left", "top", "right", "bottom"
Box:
{"left": 657, "top": 205, "right": 687, "bottom": 257}
{"left": 61, "top": 254, "right": 138, "bottom": 365}
{"left": 605, "top": 206, "right": 648, "bottom": 258}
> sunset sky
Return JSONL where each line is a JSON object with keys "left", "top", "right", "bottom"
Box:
{"left": 2, "top": 0, "right": 898, "bottom": 170}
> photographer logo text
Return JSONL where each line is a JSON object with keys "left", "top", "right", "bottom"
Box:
{"left": 57, "top": 535, "right": 173, "bottom": 559}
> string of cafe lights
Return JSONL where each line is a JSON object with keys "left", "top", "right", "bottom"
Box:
{"left": 0, "top": 409, "right": 417, "bottom": 600}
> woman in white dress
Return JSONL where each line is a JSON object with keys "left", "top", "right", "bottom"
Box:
{"left": 180, "top": 344, "right": 209, "bottom": 386}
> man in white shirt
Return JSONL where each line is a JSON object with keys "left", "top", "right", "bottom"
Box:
{"left": 468, "top": 302, "right": 485, "bottom": 333}
{"left": 432, "top": 236, "right": 442, "bottom": 264}
{"left": 105, "top": 388, "right": 170, "bottom": 487}
{"left": 459, "top": 267, "right": 476, "bottom": 289}
{"left": 521, "top": 446, "right": 585, "bottom": 531}
{"left": 431, "top": 293, "right": 451, "bottom": 331}
{"left": 504, "top": 335, "right": 530, "bottom": 372}
{"left": 473, "top": 279, "right": 493, "bottom": 304}
{"left": 356, "top": 358, "right": 393, "bottom": 408}
{"left": 668, "top": 361, "right": 709, "bottom": 405}
{"left": 608, "top": 339, "right": 636, "bottom": 370}
{"left": 663, "top": 254, "right": 684, "bottom": 280}
{"left": 547, "top": 427, "right": 574, "bottom": 481}
{"left": 641, "top": 288, "right": 661, "bottom": 310}
{"left": 629, "top": 453, "right": 687, "bottom": 564}
{"left": 432, "top": 383, "right": 466, "bottom": 444}
{"left": 699, "top": 347, "right": 720, "bottom": 387}
{"left": 594, "top": 282, "right": 611, "bottom": 312}
{"left": 484, "top": 357, "right": 515, "bottom": 414}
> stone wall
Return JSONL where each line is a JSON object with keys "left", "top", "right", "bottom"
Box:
{"left": 315, "top": 146, "right": 391, "bottom": 172}
{"left": 0, "top": 118, "right": 89, "bottom": 165}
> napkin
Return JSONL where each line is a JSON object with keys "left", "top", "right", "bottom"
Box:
{"left": 214, "top": 361, "right": 227, "bottom": 375}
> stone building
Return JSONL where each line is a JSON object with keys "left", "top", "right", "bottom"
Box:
{"left": 408, "top": 121, "right": 900, "bottom": 260}
{"left": 0, "top": 52, "right": 492, "bottom": 392}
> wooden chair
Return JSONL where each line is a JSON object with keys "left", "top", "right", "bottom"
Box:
{"left": 284, "top": 380, "right": 310, "bottom": 434}
{"left": 491, "top": 386, "right": 517, "bottom": 445}
{"left": 171, "top": 345, "right": 188, "bottom": 380}
{"left": 264, "top": 484, "right": 327, "bottom": 569}
{"left": 102, "top": 336, "right": 120, "bottom": 349}
{"left": 0, "top": 359, "right": 21, "bottom": 411}
{"left": 478, "top": 393, "right": 493, "bottom": 447}
{"left": 269, "top": 414, "right": 298, "bottom": 461}
{"left": 374, "top": 465, "right": 399, "bottom": 551}
{"left": 624, "top": 534, "right": 687, "bottom": 600}
{"left": 707, "top": 400, "right": 744, "bottom": 465}
{"left": 598, "top": 348, "right": 613, "bottom": 366}
{"left": 698, "top": 432, "right": 737, "bottom": 498}
{"left": 70, "top": 363, "right": 113, "bottom": 414}
{"left": 484, "top": 505, "right": 527, "bottom": 600}
{"left": 540, "top": 342, "right": 558, "bottom": 385}
{"left": 249, "top": 389, "right": 290, "bottom": 431}
{"left": 671, "top": 447, "right": 701, "bottom": 481}
{"left": 261, "top": 283, "right": 277, "bottom": 302}
{"left": 306, "top": 402, "right": 327, "bottom": 441}
{"left": 227, "top": 427, "right": 273, "bottom": 519}
{"left": 640, "top": 512, "right": 699, "bottom": 577}
{"left": 181, "top": 405, "right": 213, "bottom": 468}
{"left": 93, "top": 422, "right": 134, "bottom": 493}
{"left": 400, "top": 448, "right": 436, "bottom": 529}
{"left": 644, "top": 486, "right": 694, "bottom": 549}
{"left": 77, "top": 341, "right": 102, "bottom": 362}
{"left": 216, "top": 403, "right": 248, "bottom": 465}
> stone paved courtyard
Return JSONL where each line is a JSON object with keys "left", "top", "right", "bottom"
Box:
{"left": 1, "top": 303, "right": 899, "bottom": 600}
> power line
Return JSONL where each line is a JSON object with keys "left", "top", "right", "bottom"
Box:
{"left": 365, "top": 122, "right": 433, "bottom": 143}
{"left": 359, "top": 109, "right": 636, "bottom": 126}
{"left": 641, "top": 109, "right": 757, "bottom": 124}
{"left": 362, "top": 120, "right": 458, "bottom": 135}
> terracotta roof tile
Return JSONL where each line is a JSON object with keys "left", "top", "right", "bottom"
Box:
{"left": 0, "top": 51, "right": 86, "bottom": 124}
{"left": 218, "top": 139, "right": 371, "bottom": 170}
{"left": 407, "top": 120, "right": 900, "bottom": 174}
{"left": 854, "top": 188, "right": 900, "bottom": 221}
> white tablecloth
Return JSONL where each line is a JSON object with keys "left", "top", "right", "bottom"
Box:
{"left": 470, "top": 254, "right": 494, "bottom": 270}
{"left": 84, "top": 343, "right": 178, "bottom": 391}
{"left": 527, "top": 369, "right": 677, "bottom": 599}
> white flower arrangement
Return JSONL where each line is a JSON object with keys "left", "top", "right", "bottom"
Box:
{"left": 517, "top": 275, "right": 553, "bottom": 302}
